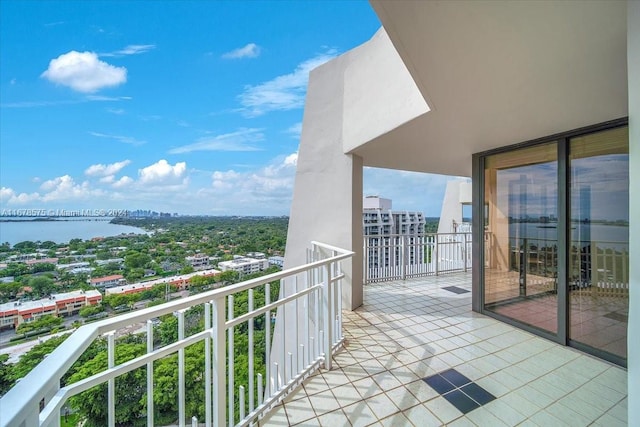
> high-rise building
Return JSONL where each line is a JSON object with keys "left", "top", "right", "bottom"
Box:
{"left": 363, "top": 196, "right": 425, "bottom": 274}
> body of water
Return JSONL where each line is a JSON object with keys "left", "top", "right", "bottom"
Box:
{"left": 0, "top": 217, "right": 148, "bottom": 245}
{"left": 509, "top": 222, "right": 628, "bottom": 249}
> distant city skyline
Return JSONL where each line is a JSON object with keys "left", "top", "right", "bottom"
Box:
{"left": 0, "top": 1, "right": 461, "bottom": 217}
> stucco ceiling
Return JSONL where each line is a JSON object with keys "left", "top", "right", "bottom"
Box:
{"left": 355, "top": 1, "right": 628, "bottom": 177}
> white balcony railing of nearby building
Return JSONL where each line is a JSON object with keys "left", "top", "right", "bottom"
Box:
{"left": 0, "top": 242, "right": 353, "bottom": 427}
{"left": 364, "top": 232, "right": 472, "bottom": 284}
{"left": 507, "top": 237, "right": 630, "bottom": 295}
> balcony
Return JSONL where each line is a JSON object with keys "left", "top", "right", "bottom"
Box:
{"left": 261, "top": 273, "right": 627, "bottom": 426}
{"left": 0, "top": 238, "right": 628, "bottom": 426}
{"left": 1, "top": 242, "right": 352, "bottom": 427}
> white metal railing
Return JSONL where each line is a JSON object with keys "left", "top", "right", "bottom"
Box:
{"left": 0, "top": 241, "right": 353, "bottom": 427}
{"left": 364, "top": 232, "right": 472, "bottom": 284}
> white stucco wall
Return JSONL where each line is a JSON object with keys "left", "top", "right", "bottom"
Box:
{"left": 438, "top": 180, "right": 472, "bottom": 234}
{"left": 627, "top": 1, "right": 639, "bottom": 424}
{"left": 283, "top": 27, "right": 431, "bottom": 308}
{"left": 281, "top": 53, "right": 363, "bottom": 309}
{"left": 342, "top": 28, "right": 429, "bottom": 154}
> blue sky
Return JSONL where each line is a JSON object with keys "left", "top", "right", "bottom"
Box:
{"left": 0, "top": 0, "right": 455, "bottom": 217}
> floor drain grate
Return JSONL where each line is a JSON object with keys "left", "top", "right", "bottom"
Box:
{"left": 442, "top": 286, "right": 470, "bottom": 294}
{"left": 423, "top": 369, "right": 495, "bottom": 414}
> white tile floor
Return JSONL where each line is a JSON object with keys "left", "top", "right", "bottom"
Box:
{"left": 260, "top": 273, "right": 627, "bottom": 426}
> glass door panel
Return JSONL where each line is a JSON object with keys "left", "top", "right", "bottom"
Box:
{"left": 484, "top": 143, "right": 558, "bottom": 334}
{"left": 569, "top": 127, "right": 629, "bottom": 359}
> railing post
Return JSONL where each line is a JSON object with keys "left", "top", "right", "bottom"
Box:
{"left": 519, "top": 238, "right": 527, "bottom": 297}
{"left": 434, "top": 235, "right": 440, "bottom": 276}
{"left": 401, "top": 235, "right": 406, "bottom": 281}
{"left": 323, "top": 264, "right": 332, "bottom": 370}
{"left": 212, "top": 297, "right": 226, "bottom": 427}
{"left": 147, "top": 320, "right": 155, "bottom": 427}
{"left": 228, "top": 295, "right": 235, "bottom": 427}
{"left": 248, "top": 289, "right": 254, "bottom": 415}
{"left": 464, "top": 233, "right": 468, "bottom": 272}
{"left": 107, "top": 332, "right": 115, "bottom": 427}
{"left": 178, "top": 310, "right": 186, "bottom": 427}
{"left": 204, "top": 303, "right": 212, "bottom": 427}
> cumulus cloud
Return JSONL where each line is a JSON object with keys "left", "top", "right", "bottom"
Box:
{"left": 222, "top": 43, "right": 261, "bottom": 59}
{"left": 85, "top": 160, "right": 131, "bottom": 177}
{"left": 364, "top": 167, "right": 467, "bottom": 216}
{"left": 283, "top": 152, "right": 298, "bottom": 167}
{"left": 0, "top": 187, "right": 41, "bottom": 205}
{"left": 205, "top": 153, "right": 298, "bottom": 214}
{"left": 102, "top": 44, "right": 156, "bottom": 57}
{"left": 39, "top": 175, "right": 102, "bottom": 202}
{"left": 238, "top": 49, "right": 338, "bottom": 117}
{"left": 112, "top": 176, "right": 134, "bottom": 188}
{"left": 89, "top": 131, "right": 146, "bottom": 146}
{"left": 41, "top": 51, "right": 127, "bottom": 93}
{"left": 168, "top": 128, "right": 264, "bottom": 154}
{"left": 138, "top": 160, "right": 187, "bottom": 185}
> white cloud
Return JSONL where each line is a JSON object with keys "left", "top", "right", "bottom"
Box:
{"left": 0, "top": 153, "right": 300, "bottom": 214}
{"left": 89, "top": 131, "right": 146, "bottom": 146}
{"left": 138, "top": 160, "right": 187, "bottom": 185}
{"left": 41, "top": 51, "right": 127, "bottom": 93}
{"left": 0, "top": 187, "right": 14, "bottom": 201}
{"left": 364, "top": 167, "right": 466, "bottom": 217}
{"left": 222, "top": 43, "right": 261, "bottom": 59}
{"left": 211, "top": 170, "right": 242, "bottom": 191}
{"left": 0, "top": 187, "right": 40, "bottom": 205}
{"left": 112, "top": 176, "right": 134, "bottom": 188}
{"left": 168, "top": 128, "right": 264, "bottom": 154}
{"left": 39, "top": 175, "right": 102, "bottom": 202}
{"left": 205, "top": 153, "right": 298, "bottom": 214}
{"left": 85, "top": 160, "right": 131, "bottom": 177}
{"left": 283, "top": 152, "right": 298, "bottom": 167}
{"left": 102, "top": 44, "right": 156, "bottom": 57}
{"left": 0, "top": 187, "right": 41, "bottom": 205}
{"left": 107, "top": 108, "right": 125, "bottom": 115}
{"left": 238, "top": 49, "right": 338, "bottom": 117}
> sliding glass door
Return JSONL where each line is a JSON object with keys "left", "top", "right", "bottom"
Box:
{"left": 479, "top": 121, "right": 629, "bottom": 365}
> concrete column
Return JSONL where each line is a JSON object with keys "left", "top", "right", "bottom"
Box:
{"left": 627, "top": 1, "right": 639, "bottom": 424}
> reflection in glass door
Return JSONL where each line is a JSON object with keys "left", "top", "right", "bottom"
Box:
{"left": 483, "top": 143, "right": 559, "bottom": 334}
{"left": 569, "top": 127, "right": 629, "bottom": 360}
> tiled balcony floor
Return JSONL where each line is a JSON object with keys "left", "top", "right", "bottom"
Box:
{"left": 260, "top": 273, "right": 627, "bottom": 426}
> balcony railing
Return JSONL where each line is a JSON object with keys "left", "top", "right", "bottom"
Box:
{"left": 0, "top": 241, "right": 353, "bottom": 427}
{"left": 363, "top": 232, "right": 472, "bottom": 284}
